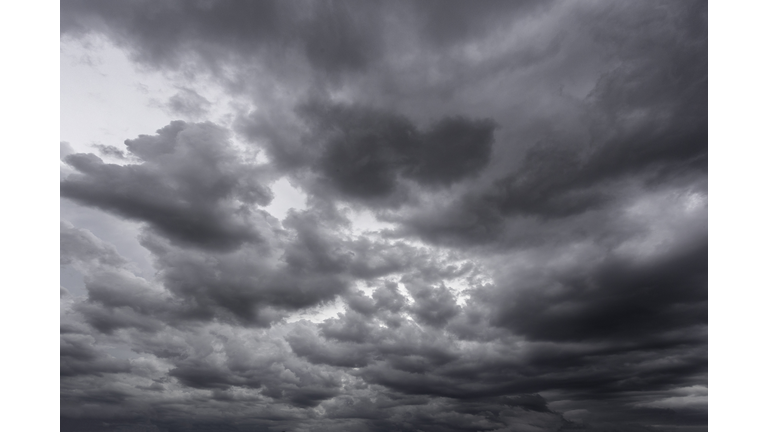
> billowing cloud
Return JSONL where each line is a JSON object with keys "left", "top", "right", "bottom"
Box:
{"left": 241, "top": 99, "right": 497, "bottom": 207}
{"left": 61, "top": 121, "right": 274, "bottom": 251}
{"left": 60, "top": 1, "right": 708, "bottom": 431}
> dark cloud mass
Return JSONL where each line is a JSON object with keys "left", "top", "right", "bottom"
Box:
{"left": 61, "top": 1, "right": 707, "bottom": 431}
{"left": 283, "top": 100, "right": 495, "bottom": 203}
{"left": 61, "top": 121, "right": 273, "bottom": 251}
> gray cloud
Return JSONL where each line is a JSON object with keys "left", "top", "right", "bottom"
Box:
{"left": 60, "top": 141, "right": 75, "bottom": 160}
{"left": 238, "top": 99, "right": 497, "bottom": 208}
{"left": 166, "top": 88, "right": 212, "bottom": 119}
{"left": 61, "top": 220, "right": 127, "bottom": 268}
{"left": 406, "top": 282, "right": 461, "bottom": 328}
{"left": 61, "top": 0, "right": 386, "bottom": 82}
{"left": 60, "top": 333, "right": 131, "bottom": 377}
{"left": 386, "top": 2, "right": 708, "bottom": 246}
{"left": 61, "top": 121, "right": 274, "bottom": 251}
{"left": 60, "top": 1, "right": 708, "bottom": 431}
{"left": 484, "top": 238, "right": 708, "bottom": 343}
{"left": 92, "top": 143, "right": 127, "bottom": 159}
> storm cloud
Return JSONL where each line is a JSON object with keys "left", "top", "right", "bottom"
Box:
{"left": 241, "top": 99, "right": 497, "bottom": 206}
{"left": 61, "top": 121, "right": 274, "bottom": 251}
{"left": 60, "top": 1, "right": 708, "bottom": 431}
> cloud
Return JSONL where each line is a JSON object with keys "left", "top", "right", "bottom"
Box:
{"left": 60, "top": 0, "right": 553, "bottom": 85}
{"left": 61, "top": 121, "right": 274, "bottom": 251}
{"left": 60, "top": 0, "right": 387, "bottom": 82}
{"left": 60, "top": 333, "right": 131, "bottom": 377}
{"left": 238, "top": 99, "right": 497, "bottom": 207}
{"left": 61, "top": 220, "right": 127, "bottom": 268}
{"left": 60, "top": 1, "right": 708, "bottom": 431}
{"left": 166, "top": 88, "right": 212, "bottom": 119}
{"left": 60, "top": 141, "right": 75, "bottom": 160}
{"left": 483, "top": 237, "right": 708, "bottom": 343}
{"left": 61, "top": 205, "right": 449, "bottom": 331}
{"left": 406, "top": 281, "right": 461, "bottom": 327}
{"left": 134, "top": 206, "right": 465, "bottom": 327}
{"left": 92, "top": 143, "right": 127, "bottom": 159}
{"left": 61, "top": 220, "right": 171, "bottom": 333}
{"left": 385, "top": 7, "right": 708, "bottom": 246}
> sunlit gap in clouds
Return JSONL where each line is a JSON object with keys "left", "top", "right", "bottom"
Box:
{"left": 263, "top": 177, "right": 308, "bottom": 221}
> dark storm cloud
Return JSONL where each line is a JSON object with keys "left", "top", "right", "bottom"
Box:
{"left": 60, "top": 333, "right": 131, "bottom": 377}
{"left": 61, "top": 0, "right": 555, "bottom": 85}
{"left": 287, "top": 291, "right": 706, "bottom": 409}
{"left": 314, "top": 395, "right": 574, "bottom": 432}
{"left": 240, "top": 99, "right": 496, "bottom": 206}
{"left": 400, "top": 139, "right": 706, "bottom": 250}
{"left": 484, "top": 238, "right": 708, "bottom": 343}
{"left": 133, "top": 206, "right": 457, "bottom": 328}
{"left": 135, "top": 220, "right": 349, "bottom": 327}
{"left": 278, "top": 211, "right": 707, "bottom": 421}
{"left": 61, "top": 220, "right": 173, "bottom": 333}
{"left": 61, "top": 121, "right": 273, "bottom": 251}
{"left": 409, "top": 0, "right": 553, "bottom": 48}
{"left": 62, "top": 202, "right": 440, "bottom": 332}
{"left": 376, "top": 0, "right": 707, "bottom": 247}
{"left": 295, "top": 100, "right": 496, "bottom": 189}
{"left": 406, "top": 281, "right": 461, "bottom": 327}
{"left": 60, "top": 1, "right": 708, "bottom": 431}
{"left": 59, "top": 218, "right": 708, "bottom": 430}
{"left": 61, "top": 0, "right": 386, "bottom": 78}
{"left": 60, "top": 323, "right": 354, "bottom": 430}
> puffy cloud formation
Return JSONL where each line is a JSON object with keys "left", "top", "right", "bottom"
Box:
{"left": 62, "top": 121, "right": 274, "bottom": 251}
{"left": 60, "top": 1, "right": 707, "bottom": 431}
{"left": 242, "top": 100, "right": 497, "bottom": 207}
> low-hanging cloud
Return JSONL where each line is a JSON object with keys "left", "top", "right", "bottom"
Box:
{"left": 61, "top": 121, "right": 274, "bottom": 251}
{"left": 60, "top": 1, "right": 708, "bottom": 431}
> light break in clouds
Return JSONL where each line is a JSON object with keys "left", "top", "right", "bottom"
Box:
{"left": 60, "top": 1, "right": 708, "bottom": 431}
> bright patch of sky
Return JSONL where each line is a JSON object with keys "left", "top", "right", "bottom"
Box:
{"left": 61, "top": 36, "right": 177, "bottom": 154}
{"left": 263, "top": 178, "right": 308, "bottom": 221}
{"left": 61, "top": 36, "right": 246, "bottom": 155}
{"left": 284, "top": 298, "right": 345, "bottom": 324}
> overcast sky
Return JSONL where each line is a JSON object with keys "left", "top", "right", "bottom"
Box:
{"left": 59, "top": 1, "right": 708, "bottom": 431}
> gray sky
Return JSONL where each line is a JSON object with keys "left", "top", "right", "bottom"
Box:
{"left": 57, "top": 2, "right": 713, "bottom": 431}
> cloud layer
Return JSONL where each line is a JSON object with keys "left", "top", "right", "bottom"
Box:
{"left": 60, "top": 1, "right": 708, "bottom": 431}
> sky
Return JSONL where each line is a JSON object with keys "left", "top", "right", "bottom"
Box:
{"left": 58, "top": 1, "right": 710, "bottom": 431}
